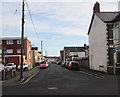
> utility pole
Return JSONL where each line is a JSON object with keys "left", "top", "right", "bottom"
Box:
{"left": 20, "top": 0, "right": 25, "bottom": 81}
{"left": 41, "top": 40, "right": 43, "bottom": 56}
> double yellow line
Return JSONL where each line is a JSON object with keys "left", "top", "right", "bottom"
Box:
{"left": 21, "top": 70, "right": 39, "bottom": 85}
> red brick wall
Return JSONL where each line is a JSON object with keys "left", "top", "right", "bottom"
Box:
{"left": 6, "top": 56, "right": 20, "bottom": 67}
{"left": 2, "top": 38, "right": 31, "bottom": 66}
{"left": 25, "top": 39, "right": 31, "bottom": 65}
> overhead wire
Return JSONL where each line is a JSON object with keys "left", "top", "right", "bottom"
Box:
{"left": 25, "top": 0, "right": 42, "bottom": 51}
{"left": 4, "top": 3, "right": 21, "bottom": 33}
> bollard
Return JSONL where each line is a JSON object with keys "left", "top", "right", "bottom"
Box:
{"left": 2, "top": 71, "right": 5, "bottom": 80}
{"left": 12, "top": 69, "right": 16, "bottom": 77}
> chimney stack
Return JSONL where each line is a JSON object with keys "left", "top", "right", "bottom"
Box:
{"left": 93, "top": 2, "right": 100, "bottom": 13}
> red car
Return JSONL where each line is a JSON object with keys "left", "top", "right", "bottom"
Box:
{"left": 39, "top": 61, "right": 49, "bottom": 69}
{"left": 67, "top": 61, "right": 80, "bottom": 70}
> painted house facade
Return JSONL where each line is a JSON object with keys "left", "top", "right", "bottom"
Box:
{"left": 63, "top": 46, "right": 88, "bottom": 61}
{"left": 31, "top": 47, "right": 43, "bottom": 67}
{"left": 0, "top": 37, "right": 31, "bottom": 67}
{"left": 88, "top": 2, "right": 120, "bottom": 74}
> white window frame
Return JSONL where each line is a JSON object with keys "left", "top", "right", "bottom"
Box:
{"left": 6, "top": 40, "right": 13, "bottom": 44}
{"left": 6, "top": 49, "right": 13, "bottom": 54}
{"left": 17, "top": 40, "right": 21, "bottom": 44}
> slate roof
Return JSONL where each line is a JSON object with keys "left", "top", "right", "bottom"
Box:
{"left": 96, "top": 12, "right": 120, "bottom": 22}
{"left": 88, "top": 12, "right": 120, "bottom": 35}
{"left": 113, "top": 13, "right": 120, "bottom": 21}
{"left": 64, "top": 47, "right": 86, "bottom": 52}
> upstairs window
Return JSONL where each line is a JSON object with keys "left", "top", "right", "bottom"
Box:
{"left": 115, "top": 24, "right": 119, "bottom": 40}
{"left": 0, "top": 49, "right": 2, "bottom": 54}
{"left": 0, "top": 40, "right": 2, "bottom": 44}
{"left": 6, "top": 40, "right": 13, "bottom": 44}
{"left": 17, "top": 40, "right": 21, "bottom": 44}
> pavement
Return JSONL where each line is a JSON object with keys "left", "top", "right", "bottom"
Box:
{"left": 2, "top": 66, "right": 40, "bottom": 86}
{"left": 79, "top": 68, "right": 119, "bottom": 79}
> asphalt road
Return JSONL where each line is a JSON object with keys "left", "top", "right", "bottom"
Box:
{"left": 2, "top": 63, "right": 119, "bottom": 96}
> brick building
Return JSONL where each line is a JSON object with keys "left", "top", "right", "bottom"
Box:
{"left": 0, "top": 37, "right": 31, "bottom": 67}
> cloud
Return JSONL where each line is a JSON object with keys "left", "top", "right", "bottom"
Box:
{"left": 51, "top": 35, "right": 62, "bottom": 40}
{"left": 2, "top": 2, "right": 118, "bottom": 37}
{"left": 2, "top": 0, "right": 120, "bottom": 2}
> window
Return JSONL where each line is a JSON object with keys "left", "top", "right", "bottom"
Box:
{"left": 17, "top": 49, "right": 21, "bottom": 53}
{"left": 117, "top": 52, "right": 120, "bottom": 63}
{"left": 6, "top": 49, "right": 13, "bottom": 54}
{"left": 114, "top": 24, "right": 119, "bottom": 39}
{"left": 0, "top": 40, "right": 2, "bottom": 44}
{"left": 17, "top": 40, "right": 21, "bottom": 44}
{"left": 0, "top": 58, "right": 2, "bottom": 62}
{"left": 0, "top": 49, "right": 2, "bottom": 54}
{"left": 6, "top": 40, "right": 13, "bottom": 44}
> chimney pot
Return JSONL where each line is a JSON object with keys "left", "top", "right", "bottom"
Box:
{"left": 93, "top": 2, "right": 100, "bottom": 13}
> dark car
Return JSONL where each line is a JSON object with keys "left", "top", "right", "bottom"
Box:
{"left": 57, "top": 61, "right": 62, "bottom": 65}
{"left": 67, "top": 61, "right": 80, "bottom": 70}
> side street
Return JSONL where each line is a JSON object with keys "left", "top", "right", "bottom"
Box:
{"left": 0, "top": 1, "right": 120, "bottom": 96}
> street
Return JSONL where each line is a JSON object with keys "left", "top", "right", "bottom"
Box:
{"left": 2, "top": 63, "right": 118, "bottom": 96}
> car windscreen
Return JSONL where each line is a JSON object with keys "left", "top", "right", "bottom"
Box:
{"left": 72, "top": 62, "right": 78, "bottom": 66}
{"left": 41, "top": 62, "right": 46, "bottom": 64}
{"left": 6, "top": 64, "right": 13, "bottom": 66}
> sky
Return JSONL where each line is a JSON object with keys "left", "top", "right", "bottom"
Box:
{"left": 1, "top": 0, "right": 120, "bottom": 56}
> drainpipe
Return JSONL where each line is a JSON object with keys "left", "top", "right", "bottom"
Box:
{"left": 113, "top": 51, "right": 116, "bottom": 75}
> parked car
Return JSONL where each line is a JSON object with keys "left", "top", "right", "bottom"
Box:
{"left": 17, "top": 63, "right": 29, "bottom": 71}
{"left": 5, "top": 63, "right": 16, "bottom": 70}
{"left": 39, "top": 61, "right": 49, "bottom": 69}
{"left": 61, "top": 61, "right": 66, "bottom": 67}
{"left": 67, "top": 61, "right": 80, "bottom": 70}
{"left": 0, "top": 64, "right": 9, "bottom": 72}
{"left": 57, "top": 61, "right": 62, "bottom": 65}
{"left": 65, "top": 61, "right": 70, "bottom": 68}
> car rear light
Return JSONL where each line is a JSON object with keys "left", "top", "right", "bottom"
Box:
{"left": 68, "top": 64, "right": 72, "bottom": 67}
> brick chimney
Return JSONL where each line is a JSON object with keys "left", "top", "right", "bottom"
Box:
{"left": 93, "top": 2, "right": 100, "bottom": 13}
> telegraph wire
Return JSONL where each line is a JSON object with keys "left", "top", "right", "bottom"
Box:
{"left": 4, "top": 3, "right": 21, "bottom": 31}
{"left": 25, "top": 0, "right": 42, "bottom": 51}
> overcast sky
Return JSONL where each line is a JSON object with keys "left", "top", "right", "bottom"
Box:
{"left": 1, "top": 0, "right": 120, "bottom": 56}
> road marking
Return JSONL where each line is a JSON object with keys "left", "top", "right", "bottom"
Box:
{"left": 48, "top": 87, "right": 58, "bottom": 90}
{"left": 79, "top": 70, "right": 105, "bottom": 79}
{"left": 21, "top": 70, "right": 39, "bottom": 85}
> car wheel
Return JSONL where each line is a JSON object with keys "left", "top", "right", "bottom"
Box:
{"left": 24, "top": 68, "right": 28, "bottom": 71}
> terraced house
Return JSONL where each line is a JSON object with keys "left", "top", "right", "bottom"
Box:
{"left": 0, "top": 37, "right": 32, "bottom": 68}
{"left": 88, "top": 2, "right": 120, "bottom": 74}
